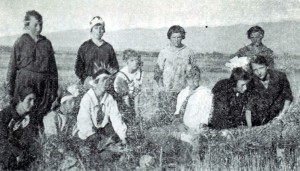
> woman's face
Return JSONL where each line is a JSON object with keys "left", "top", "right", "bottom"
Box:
{"left": 170, "top": 33, "right": 183, "bottom": 47}
{"left": 91, "top": 24, "right": 105, "bottom": 40}
{"left": 19, "top": 93, "right": 36, "bottom": 114}
{"left": 251, "top": 63, "right": 268, "bottom": 80}
{"left": 249, "top": 32, "right": 263, "bottom": 46}
{"left": 27, "top": 16, "right": 43, "bottom": 36}
{"left": 235, "top": 80, "right": 249, "bottom": 93}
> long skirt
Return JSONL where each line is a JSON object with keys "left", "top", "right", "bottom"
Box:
{"left": 14, "top": 69, "right": 58, "bottom": 129}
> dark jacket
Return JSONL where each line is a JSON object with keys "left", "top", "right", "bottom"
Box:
{"left": 0, "top": 105, "right": 35, "bottom": 168}
{"left": 247, "top": 70, "right": 293, "bottom": 126}
{"left": 75, "top": 40, "right": 119, "bottom": 83}
{"left": 7, "top": 33, "right": 58, "bottom": 96}
{"left": 209, "top": 79, "right": 249, "bottom": 129}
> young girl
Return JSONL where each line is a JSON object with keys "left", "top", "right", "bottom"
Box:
{"left": 0, "top": 87, "right": 37, "bottom": 170}
{"left": 154, "top": 25, "right": 196, "bottom": 117}
{"left": 114, "top": 49, "right": 143, "bottom": 126}
{"left": 173, "top": 65, "right": 213, "bottom": 145}
{"left": 43, "top": 84, "right": 79, "bottom": 139}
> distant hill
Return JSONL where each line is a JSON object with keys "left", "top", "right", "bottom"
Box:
{"left": 0, "top": 20, "right": 299, "bottom": 54}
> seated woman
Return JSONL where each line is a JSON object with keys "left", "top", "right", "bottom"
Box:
{"left": 0, "top": 87, "right": 37, "bottom": 170}
{"left": 209, "top": 67, "right": 252, "bottom": 130}
{"left": 172, "top": 65, "right": 213, "bottom": 144}
{"left": 245, "top": 55, "right": 293, "bottom": 127}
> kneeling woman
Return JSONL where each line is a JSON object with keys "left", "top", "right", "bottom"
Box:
{"left": 209, "top": 67, "right": 251, "bottom": 129}
{"left": 0, "top": 87, "right": 37, "bottom": 170}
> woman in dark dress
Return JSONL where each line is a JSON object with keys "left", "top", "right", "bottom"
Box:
{"left": 6, "top": 10, "right": 58, "bottom": 129}
{"left": 209, "top": 67, "right": 251, "bottom": 129}
{"left": 0, "top": 87, "right": 38, "bottom": 170}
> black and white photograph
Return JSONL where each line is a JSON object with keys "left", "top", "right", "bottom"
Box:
{"left": 0, "top": 0, "right": 300, "bottom": 170}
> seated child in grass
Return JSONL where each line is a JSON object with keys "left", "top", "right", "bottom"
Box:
{"left": 43, "top": 84, "right": 79, "bottom": 144}
{"left": 146, "top": 66, "right": 212, "bottom": 165}
{"left": 172, "top": 65, "right": 213, "bottom": 145}
{"left": 73, "top": 69, "right": 127, "bottom": 169}
{"left": 114, "top": 49, "right": 143, "bottom": 126}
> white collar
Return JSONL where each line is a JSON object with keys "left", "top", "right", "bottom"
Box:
{"left": 87, "top": 89, "right": 109, "bottom": 106}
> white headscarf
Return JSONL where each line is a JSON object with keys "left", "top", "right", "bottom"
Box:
{"left": 225, "top": 56, "right": 250, "bottom": 71}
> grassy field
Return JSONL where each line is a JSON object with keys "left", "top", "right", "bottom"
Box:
{"left": 1, "top": 50, "right": 300, "bottom": 170}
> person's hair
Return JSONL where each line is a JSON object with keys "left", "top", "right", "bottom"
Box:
{"left": 92, "top": 69, "right": 111, "bottom": 84}
{"left": 167, "top": 25, "right": 186, "bottom": 39}
{"left": 186, "top": 65, "right": 201, "bottom": 80}
{"left": 247, "top": 26, "right": 264, "bottom": 39}
{"left": 229, "top": 67, "right": 251, "bottom": 86}
{"left": 51, "top": 85, "right": 76, "bottom": 111}
{"left": 11, "top": 86, "right": 35, "bottom": 107}
{"left": 90, "top": 16, "right": 105, "bottom": 32}
{"left": 24, "top": 10, "right": 43, "bottom": 27}
{"left": 123, "top": 49, "right": 141, "bottom": 61}
{"left": 250, "top": 55, "right": 269, "bottom": 69}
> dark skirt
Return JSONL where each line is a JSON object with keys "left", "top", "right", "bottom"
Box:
{"left": 14, "top": 69, "right": 58, "bottom": 127}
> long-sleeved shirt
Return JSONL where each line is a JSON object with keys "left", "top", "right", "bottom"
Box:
{"left": 155, "top": 44, "right": 196, "bottom": 92}
{"left": 75, "top": 40, "right": 119, "bottom": 83}
{"left": 246, "top": 70, "right": 293, "bottom": 125}
{"left": 75, "top": 89, "right": 127, "bottom": 141}
{"left": 6, "top": 33, "right": 58, "bottom": 96}
{"left": 174, "top": 86, "right": 213, "bottom": 133}
{"left": 209, "top": 79, "right": 249, "bottom": 129}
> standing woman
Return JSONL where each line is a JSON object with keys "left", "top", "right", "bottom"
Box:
{"left": 233, "top": 26, "right": 275, "bottom": 68}
{"left": 0, "top": 87, "right": 37, "bottom": 170}
{"left": 154, "top": 25, "right": 196, "bottom": 121}
{"left": 6, "top": 10, "right": 58, "bottom": 129}
{"left": 75, "top": 16, "right": 119, "bottom": 86}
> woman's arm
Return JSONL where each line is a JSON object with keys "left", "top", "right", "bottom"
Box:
{"left": 108, "top": 46, "right": 119, "bottom": 73}
{"left": 107, "top": 98, "right": 127, "bottom": 144}
{"left": 277, "top": 100, "right": 291, "bottom": 119}
{"left": 154, "top": 51, "right": 165, "bottom": 85}
{"left": 6, "top": 40, "right": 19, "bottom": 96}
{"left": 75, "top": 46, "right": 87, "bottom": 84}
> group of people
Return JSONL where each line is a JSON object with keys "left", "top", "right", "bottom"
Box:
{"left": 0, "top": 10, "right": 294, "bottom": 170}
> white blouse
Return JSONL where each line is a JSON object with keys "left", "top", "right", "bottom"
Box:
{"left": 74, "top": 89, "right": 127, "bottom": 140}
{"left": 175, "top": 86, "right": 213, "bottom": 133}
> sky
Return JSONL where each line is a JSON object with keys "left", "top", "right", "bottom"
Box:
{"left": 0, "top": 0, "right": 300, "bottom": 36}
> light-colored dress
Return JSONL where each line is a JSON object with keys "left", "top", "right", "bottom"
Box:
{"left": 157, "top": 45, "right": 196, "bottom": 92}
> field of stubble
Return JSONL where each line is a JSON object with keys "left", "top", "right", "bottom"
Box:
{"left": 1, "top": 50, "right": 300, "bottom": 170}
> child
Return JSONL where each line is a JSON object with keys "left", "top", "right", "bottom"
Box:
{"left": 173, "top": 65, "right": 213, "bottom": 145}
{"left": 114, "top": 49, "right": 143, "bottom": 126}
{"left": 43, "top": 84, "right": 79, "bottom": 139}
